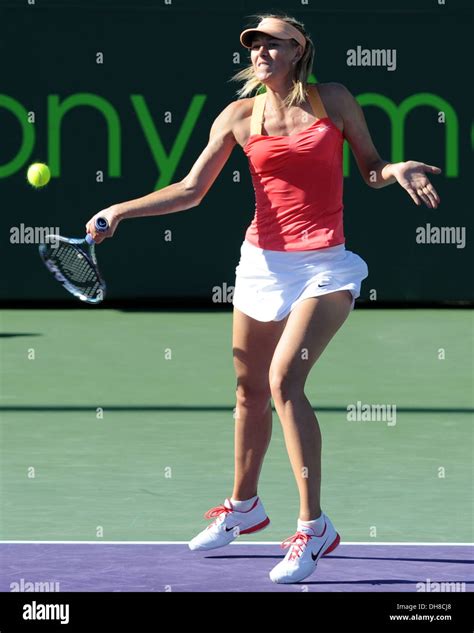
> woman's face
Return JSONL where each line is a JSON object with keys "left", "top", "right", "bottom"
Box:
{"left": 250, "top": 34, "right": 300, "bottom": 82}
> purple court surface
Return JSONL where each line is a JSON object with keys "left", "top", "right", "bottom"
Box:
{"left": 0, "top": 543, "right": 472, "bottom": 593}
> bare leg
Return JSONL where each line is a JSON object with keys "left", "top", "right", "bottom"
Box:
{"left": 231, "top": 307, "right": 288, "bottom": 500}
{"left": 269, "top": 291, "right": 353, "bottom": 520}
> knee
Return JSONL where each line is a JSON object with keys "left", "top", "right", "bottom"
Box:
{"left": 235, "top": 379, "right": 271, "bottom": 413}
{"left": 269, "top": 368, "right": 304, "bottom": 403}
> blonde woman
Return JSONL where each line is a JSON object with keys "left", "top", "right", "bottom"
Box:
{"left": 86, "top": 14, "right": 440, "bottom": 583}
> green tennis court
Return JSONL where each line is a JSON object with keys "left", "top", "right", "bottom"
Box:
{"left": 1, "top": 308, "right": 472, "bottom": 543}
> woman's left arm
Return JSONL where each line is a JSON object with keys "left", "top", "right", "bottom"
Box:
{"left": 335, "top": 83, "right": 442, "bottom": 208}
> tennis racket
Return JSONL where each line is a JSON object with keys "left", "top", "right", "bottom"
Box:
{"left": 38, "top": 217, "right": 109, "bottom": 304}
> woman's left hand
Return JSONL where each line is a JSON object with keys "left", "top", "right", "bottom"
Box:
{"left": 391, "top": 160, "right": 442, "bottom": 208}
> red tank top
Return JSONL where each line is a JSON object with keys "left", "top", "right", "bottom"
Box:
{"left": 243, "top": 85, "right": 345, "bottom": 251}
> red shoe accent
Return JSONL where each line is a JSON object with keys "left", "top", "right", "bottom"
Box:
{"left": 241, "top": 497, "right": 259, "bottom": 513}
{"left": 204, "top": 504, "right": 233, "bottom": 519}
{"left": 280, "top": 531, "right": 311, "bottom": 561}
{"left": 240, "top": 516, "right": 270, "bottom": 534}
{"left": 322, "top": 532, "right": 340, "bottom": 556}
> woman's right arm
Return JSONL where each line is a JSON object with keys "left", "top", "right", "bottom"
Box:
{"left": 86, "top": 101, "right": 240, "bottom": 243}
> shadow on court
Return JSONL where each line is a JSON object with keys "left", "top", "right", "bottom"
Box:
{"left": 207, "top": 553, "right": 474, "bottom": 565}
{"left": 0, "top": 333, "right": 41, "bottom": 338}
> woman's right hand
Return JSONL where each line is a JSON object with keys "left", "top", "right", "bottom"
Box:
{"left": 85, "top": 205, "right": 121, "bottom": 244}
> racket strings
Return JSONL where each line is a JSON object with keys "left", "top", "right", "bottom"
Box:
{"left": 45, "top": 242, "right": 102, "bottom": 299}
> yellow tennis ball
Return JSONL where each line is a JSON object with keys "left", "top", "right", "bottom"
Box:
{"left": 27, "top": 163, "right": 51, "bottom": 188}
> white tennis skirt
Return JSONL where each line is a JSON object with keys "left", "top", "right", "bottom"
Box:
{"left": 232, "top": 239, "right": 369, "bottom": 322}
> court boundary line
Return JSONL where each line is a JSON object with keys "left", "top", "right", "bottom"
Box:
{"left": 0, "top": 540, "right": 471, "bottom": 546}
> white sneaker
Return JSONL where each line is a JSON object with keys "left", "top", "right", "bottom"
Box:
{"left": 269, "top": 514, "right": 340, "bottom": 584}
{"left": 188, "top": 497, "right": 270, "bottom": 551}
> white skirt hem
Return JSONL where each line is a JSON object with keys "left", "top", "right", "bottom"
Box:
{"left": 232, "top": 239, "right": 369, "bottom": 322}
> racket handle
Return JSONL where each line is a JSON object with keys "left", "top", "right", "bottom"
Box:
{"left": 86, "top": 217, "right": 109, "bottom": 245}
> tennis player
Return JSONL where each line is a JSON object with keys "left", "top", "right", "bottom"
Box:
{"left": 86, "top": 13, "right": 441, "bottom": 583}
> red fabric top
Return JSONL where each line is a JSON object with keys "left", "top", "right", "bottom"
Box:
{"left": 243, "top": 88, "right": 345, "bottom": 252}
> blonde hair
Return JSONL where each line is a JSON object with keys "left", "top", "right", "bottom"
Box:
{"left": 229, "top": 12, "right": 315, "bottom": 109}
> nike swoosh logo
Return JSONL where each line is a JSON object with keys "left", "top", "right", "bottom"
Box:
{"left": 318, "top": 283, "right": 329, "bottom": 287}
{"left": 225, "top": 525, "right": 240, "bottom": 532}
{"left": 311, "top": 538, "right": 329, "bottom": 561}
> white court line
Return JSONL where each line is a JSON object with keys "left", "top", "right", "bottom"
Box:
{"left": 0, "top": 541, "right": 472, "bottom": 546}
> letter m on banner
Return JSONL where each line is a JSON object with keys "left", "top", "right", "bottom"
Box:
{"left": 343, "top": 93, "right": 458, "bottom": 178}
